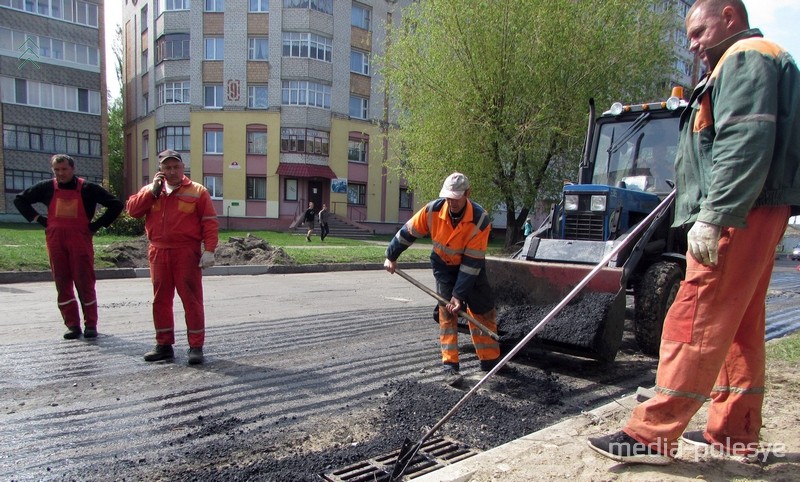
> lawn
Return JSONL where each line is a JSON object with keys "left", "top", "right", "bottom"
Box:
{"left": 0, "top": 223, "right": 507, "bottom": 271}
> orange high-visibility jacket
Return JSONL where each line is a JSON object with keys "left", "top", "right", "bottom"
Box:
{"left": 387, "top": 198, "right": 491, "bottom": 300}
{"left": 127, "top": 176, "right": 219, "bottom": 252}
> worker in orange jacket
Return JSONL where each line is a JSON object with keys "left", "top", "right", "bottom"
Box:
{"left": 127, "top": 150, "right": 219, "bottom": 365}
{"left": 384, "top": 172, "right": 501, "bottom": 386}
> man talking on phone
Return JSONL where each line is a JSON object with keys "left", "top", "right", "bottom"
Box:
{"left": 126, "top": 150, "right": 219, "bottom": 365}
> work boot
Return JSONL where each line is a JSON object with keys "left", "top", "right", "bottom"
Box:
{"left": 187, "top": 347, "right": 204, "bottom": 365}
{"left": 306, "top": 235, "right": 311, "bottom": 242}
{"left": 681, "top": 431, "right": 760, "bottom": 458}
{"left": 63, "top": 326, "right": 81, "bottom": 340}
{"left": 143, "top": 344, "right": 174, "bottom": 362}
{"left": 83, "top": 326, "right": 98, "bottom": 338}
{"left": 587, "top": 430, "right": 671, "bottom": 465}
{"left": 441, "top": 365, "right": 463, "bottom": 387}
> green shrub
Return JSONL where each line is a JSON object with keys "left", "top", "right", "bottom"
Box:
{"left": 103, "top": 211, "right": 145, "bottom": 236}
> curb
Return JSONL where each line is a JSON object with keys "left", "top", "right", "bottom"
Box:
{"left": 0, "top": 262, "right": 432, "bottom": 284}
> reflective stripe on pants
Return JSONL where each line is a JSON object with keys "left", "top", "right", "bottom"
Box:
{"left": 148, "top": 245, "right": 205, "bottom": 347}
{"left": 624, "top": 205, "right": 789, "bottom": 455}
{"left": 439, "top": 306, "right": 500, "bottom": 365}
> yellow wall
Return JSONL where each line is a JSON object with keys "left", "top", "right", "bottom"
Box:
{"left": 189, "top": 110, "right": 281, "bottom": 217}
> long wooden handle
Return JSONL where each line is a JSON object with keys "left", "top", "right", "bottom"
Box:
{"left": 394, "top": 268, "right": 499, "bottom": 341}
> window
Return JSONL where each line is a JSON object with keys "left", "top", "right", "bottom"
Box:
{"left": 349, "top": 95, "right": 368, "bottom": 120}
{"left": 281, "top": 80, "right": 330, "bottom": 109}
{"left": 204, "top": 130, "right": 224, "bottom": 154}
{"left": 166, "top": 0, "right": 190, "bottom": 10}
{"left": 247, "top": 131, "right": 267, "bottom": 154}
{"left": 141, "top": 5, "right": 148, "bottom": 32}
{"left": 249, "top": 0, "right": 268, "bottom": 12}
{"left": 248, "top": 37, "right": 268, "bottom": 61}
{"left": 350, "top": 49, "right": 369, "bottom": 75}
{"left": 347, "top": 183, "right": 366, "bottom": 205}
{"left": 248, "top": 85, "right": 268, "bottom": 109}
{"left": 204, "top": 37, "right": 224, "bottom": 60}
{"left": 204, "top": 84, "right": 223, "bottom": 108}
{"left": 352, "top": 3, "right": 371, "bottom": 30}
{"left": 204, "top": 175, "right": 223, "bottom": 198}
{"left": 247, "top": 177, "right": 267, "bottom": 200}
{"left": 5, "top": 169, "right": 54, "bottom": 193}
{"left": 142, "top": 92, "right": 149, "bottom": 113}
{"left": 280, "top": 128, "right": 329, "bottom": 155}
{"left": 141, "top": 49, "right": 149, "bottom": 72}
{"left": 3, "top": 124, "right": 101, "bottom": 157}
{"left": 142, "top": 132, "right": 150, "bottom": 160}
{"left": 284, "top": 178, "right": 298, "bottom": 201}
{"left": 281, "top": 32, "right": 332, "bottom": 62}
{"left": 205, "top": 0, "right": 224, "bottom": 11}
{"left": 1, "top": 76, "right": 101, "bottom": 115}
{"left": 400, "top": 188, "right": 412, "bottom": 209}
{"left": 283, "top": 0, "right": 332, "bottom": 14}
{"left": 348, "top": 138, "right": 368, "bottom": 163}
{"left": 158, "top": 81, "right": 190, "bottom": 105}
{"left": 156, "top": 34, "right": 190, "bottom": 62}
{"left": 156, "top": 126, "right": 190, "bottom": 152}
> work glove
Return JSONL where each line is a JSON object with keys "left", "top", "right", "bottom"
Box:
{"left": 199, "top": 251, "right": 215, "bottom": 269}
{"left": 687, "top": 220, "right": 721, "bottom": 266}
{"left": 152, "top": 174, "right": 165, "bottom": 198}
{"left": 36, "top": 215, "right": 48, "bottom": 228}
{"left": 89, "top": 221, "right": 102, "bottom": 233}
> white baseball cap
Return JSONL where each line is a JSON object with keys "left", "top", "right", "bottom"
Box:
{"left": 439, "top": 172, "right": 470, "bottom": 199}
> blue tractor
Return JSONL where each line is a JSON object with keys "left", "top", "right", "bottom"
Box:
{"left": 487, "top": 89, "right": 689, "bottom": 361}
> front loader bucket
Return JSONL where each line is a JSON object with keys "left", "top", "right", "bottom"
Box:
{"left": 486, "top": 256, "right": 626, "bottom": 362}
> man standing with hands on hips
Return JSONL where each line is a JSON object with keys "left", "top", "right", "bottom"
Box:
{"left": 127, "top": 150, "right": 219, "bottom": 365}
{"left": 588, "top": 0, "right": 800, "bottom": 464}
{"left": 14, "top": 154, "right": 123, "bottom": 340}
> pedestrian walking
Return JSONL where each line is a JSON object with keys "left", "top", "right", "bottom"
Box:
{"left": 303, "top": 201, "right": 316, "bottom": 242}
{"left": 14, "top": 154, "right": 123, "bottom": 339}
{"left": 319, "top": 203, "right": 330, "bottom": 241}
{"left": 126, "top": 150, "right": 219, "bottom": 365}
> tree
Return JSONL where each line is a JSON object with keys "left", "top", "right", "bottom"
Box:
{"left": 381, "top": 0, "right": 676, "bottom": 248}
{"left": 107, "top": 25, "right": 124, "bottom": 198}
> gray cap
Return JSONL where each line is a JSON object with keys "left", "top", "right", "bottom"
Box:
{"left": 158, "top": 149, "right": 183, "bottom": 163}
{"left": 439, "top": 172, "right": 470, "bottom": 199}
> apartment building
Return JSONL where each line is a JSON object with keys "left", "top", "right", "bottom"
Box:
{"left": 0, "top": 0, "right": 107, "bottom": 218}
{"left": 122, "top": 0, "right": 412, "bottom": 233}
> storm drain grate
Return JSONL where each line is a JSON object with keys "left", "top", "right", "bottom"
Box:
{"left": 320, "top": 436, "right": 479, "bottom": 481}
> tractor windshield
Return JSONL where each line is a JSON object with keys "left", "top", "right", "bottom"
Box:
{"left": 591, "top": 115, "right": 680, "bottom": 194}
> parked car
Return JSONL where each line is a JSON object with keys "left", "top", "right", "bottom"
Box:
{"left": 791, "top": 244, "right": 800, "bottom": 261}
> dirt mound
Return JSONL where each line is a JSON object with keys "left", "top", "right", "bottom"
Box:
{"left": 99, "top": 234, "right": 296, "bottom": 268}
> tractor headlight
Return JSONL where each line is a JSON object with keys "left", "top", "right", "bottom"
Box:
{"left": 564, "top": 194, "right": 579, "bottom": 211}
{"left": 610, "top": 102, "right": 624, "bottom": 116}
{"left": 590, "top": 195, "right": 607, "bottom": 212}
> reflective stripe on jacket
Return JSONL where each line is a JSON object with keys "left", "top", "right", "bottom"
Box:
{"left": 674, "top": 28, "right": 800, "bottom": 228}
{"left": 387, "top": 198, "right": 491, "bottom": 300}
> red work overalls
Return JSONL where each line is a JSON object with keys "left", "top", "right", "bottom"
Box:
{"left": 45, "top": 179, "right": 98, "bottom": 330}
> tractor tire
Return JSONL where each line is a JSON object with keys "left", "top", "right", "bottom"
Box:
{"left": 634, "top": 261, "right": 683, "bottom": 356}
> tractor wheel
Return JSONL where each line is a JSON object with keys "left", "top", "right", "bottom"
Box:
{"left": 634, "top": 261, "right": 683, "bottom": 356}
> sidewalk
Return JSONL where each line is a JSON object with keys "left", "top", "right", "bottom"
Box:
{"left": 415, "top": 359, "right": 800, "bottom": 482}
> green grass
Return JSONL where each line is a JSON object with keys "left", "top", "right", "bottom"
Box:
{"left": 0, "top": 223, "right": 508, "bottom": 271}
{"left": 768, "top": 331, "right": 800, "bottom": 363}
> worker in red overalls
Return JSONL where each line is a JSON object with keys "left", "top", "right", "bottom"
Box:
{"left": 14, "top": 154, "right": 123, "bottom": 339}
{"left": 127, "top": 150, "right": 219, "bottom": 365}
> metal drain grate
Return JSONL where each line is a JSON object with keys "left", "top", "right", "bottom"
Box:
{"left": 320, "top": 436, "right": 479, "bottom": 481}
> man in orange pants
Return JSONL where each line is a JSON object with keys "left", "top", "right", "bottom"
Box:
{"left": 127, "top": 150, "right": 219, "bottom": 365}
{"left": 384, "top": 172, "right": 501, "bottom": 386}
{"left": 588, "top": 0, "right": 800, "bottom": 465}
{"left": 14, "top": 154, "right": 122, "bottom": 339}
